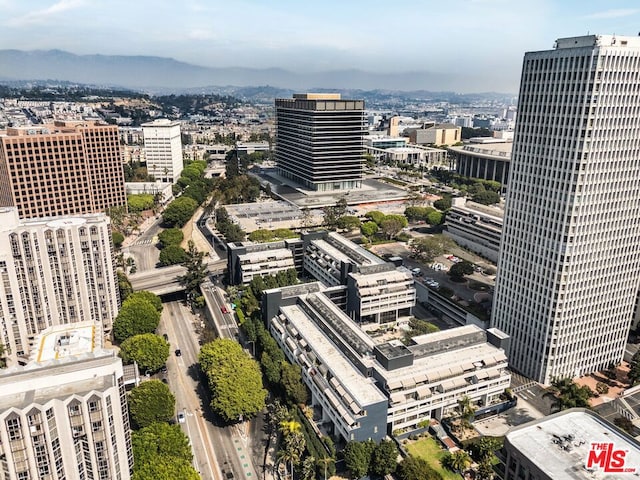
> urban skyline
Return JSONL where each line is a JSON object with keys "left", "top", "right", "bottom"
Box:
{"left": 0, "top": 1, "right": 639, "bottom": 92}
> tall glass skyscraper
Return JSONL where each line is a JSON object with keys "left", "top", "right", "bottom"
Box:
{"left": 491, "top": 35, "right": 640, "bottom": 384}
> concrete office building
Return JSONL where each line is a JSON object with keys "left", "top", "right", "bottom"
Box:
{"left": 226, "top": 238, "right": 304, "bottom": 285}
{"left": 498, "top": 409, "right": 640, "bottom": 480}
{"left": 0, "top": 208, "right": 118, "bottom": 365}
{"left": 142, "top": 119, "right": 183, "bottom": 183}
{"left": 491, "top": 35, "right": 640, "bottom": 384}
{"left": 407, "top": 123, "right": 461, "bottom": 146}
{"left": 264, "top": 283, "right": 510, "bottom": 440}
{"left": 0, "top": 322, "right": 132, "bottom": 480}
{"left": 275, "top": 93, "right": 366, "bottom": 191}
{"left": 0, "top": 121, "right": 126, "bottom": 219}
{"left": 445, "top": 199, "right": 504, "bottom": 263}
{"left": 448, "top": 141, "right": 512, "bottom": 186}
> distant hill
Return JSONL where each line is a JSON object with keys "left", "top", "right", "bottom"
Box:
{"left": 0, "top": 49, "right": 493, "bottom": 93}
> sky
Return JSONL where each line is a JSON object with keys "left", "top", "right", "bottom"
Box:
{"left": 1, "top": 0, "right": 640, "bottom": 92}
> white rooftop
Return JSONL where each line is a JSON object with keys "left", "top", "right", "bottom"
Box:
{"left": 280, "top": 303, "right": 385, "bottom": 406}
{"left": 507, "top": 409, "right": 640, "bottom": 479}
{"left": 32, "top": 321, "right": 101, "bottom": 363}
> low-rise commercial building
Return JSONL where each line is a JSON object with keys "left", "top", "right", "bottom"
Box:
{"left": 445, "top": 199, "right": 504, "bottom": 263}
{"left": 407, "top": 123, "right": 461, "bottom": 146}
{"left": 499, "top": 408, "right": 640, "bottom": 480}
{"left": 0, "top": 322, "right": 133, "bottom": 480}
{"left": 448, "top": 140, "right": 512, "bottom": 186}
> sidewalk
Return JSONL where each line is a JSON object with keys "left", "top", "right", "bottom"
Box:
{"left": 121, "top": 213, "right": 160, "bottom": 248}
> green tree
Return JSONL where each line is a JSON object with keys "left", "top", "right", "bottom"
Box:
{"left": 280, "top": 362, "right": 308, "bottom": 405}
{"left": 162, "top": 196, "right": 198, "bottom": 227}
{"left": 158, "top": 228, "right": 184, "bottom": 248}
{"left": 112, "top": 231, "right": 125, "bottom": 249}
{"left": 365, "top": 210, "right": 386, "bottom": 226}
{"left": 548, "top": 378, "right": 594, "bottom": 411}
{"left": 128, "top": 194, "right": 155, "bottom": 212}
{"left": 398, "top": 456, "right": 443, "bottom": 480}
{"left": 199, "top": 339, "right": 267, "bottom": 422}
{"left": 113, "top": 296, "right": 161, "bottom": 343}
{"left": 426, "top": 210, "right": 444, "bottom": 225}
{"left": 223, "top": 223, "right": 246, "bottom": 242}
{"left": 629, "top": 352, "right": 640, "bottom": 385}
{"left": 442, "top": 450, "right": 471, "bottom": 472}
{"left": 128, "top": 380, "right": 176, "bottom": 429}
{"left": 595, "top": 382, "right": 609, "bottom": 395}
{"left": 128, "top": 291, "right": 163, "bottom": 313}
{"left": 248, "top": 229, "right": 275, "bottom": 243}
{"left": 476, "top": 459, "right": 495, "bottom": 480}
{"left": 278, "top": 420, "right": 306, "bottom": 479}
{"left": 360, "top": 221, "right": 379, "bottom": 238}
{"left": 433, "top": 196, "right": 452, "bottom": 211}
{"left": 471, "top": 190, "right": 500, "bottom": 205}
{"left": 449, "top": 260, "right": 474, "bottom": 281}
{"left": 380, "top": 214, "right": 408, "bottom": 240}
{"left": 132, "top": 422, "right": 192, "bottom": 466}
{"left": 337, "top": 215, "right": 361, "bottom": 231}
{"left": 119, "top": 334, "right": 170, "bottom": 372}
{"left": 410, "top": 235, "right": 453, "bottom": 262}
{"left": 132, "top": 456, "right": 199, "bottom": 480}
{"left": 159, "top": 244, "right": 187, "bottom": 266}
{"left": 371, "top": 439, "right": 399, "bottom": 476}
{"left": 344, "top": 441, "right": 371, "bottom": 479}
{"left": 179, "top": 240, "right": 208, "bottom": 301}
{"left": 117, "top": 271, "right": 133, "bottom": 302}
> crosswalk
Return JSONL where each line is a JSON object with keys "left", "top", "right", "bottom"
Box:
{"left": 133, "top": 238, "right": 154, "bottom": 246}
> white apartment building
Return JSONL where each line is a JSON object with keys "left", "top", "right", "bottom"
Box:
{"left": 491, "top": 34, "right": 640, "bottom": 384}
{"left": 0, "top": 208, "right": 118, "bottom": 365}
{"left": 142, "top": 119, "right": 183, "bottom": 183}
{"left": 0, "top": 322, "right": 132, "bottom": 480}
{"left": 264, "top": 283, "right": 510, "bottom": 440}
{"left": 346, "top": 266, "right": 416, "bottom": 324}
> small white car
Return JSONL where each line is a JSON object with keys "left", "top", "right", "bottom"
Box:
{"left": 177, "top": 412, "right": 186, "bottom": 424}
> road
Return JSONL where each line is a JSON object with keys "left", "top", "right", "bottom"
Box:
{"left": 125, "top": 216, "right": 164, "bottom": 271}
{"left": 160, "top": 300, "right": 261, "bottom": 480}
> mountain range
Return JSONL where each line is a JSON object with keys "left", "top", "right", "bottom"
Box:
{"left": 0, "top": 49, "right": 490, "bottom": 93}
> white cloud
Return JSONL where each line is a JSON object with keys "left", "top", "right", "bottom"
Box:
{"left": 6, "top": 0, "right": 85, "bottom": 26}
{"left": 583, "top": 8, "right": 640, "bottom": 19}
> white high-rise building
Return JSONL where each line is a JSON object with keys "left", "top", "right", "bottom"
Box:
{"left": 0, "top": 322, "right": 132, "bottom": 480}
{"left": 491, "top": 34, "right": 640, "bottom": 384}
{"left": 142, "top": 119, "right": 183, "bottom": 183}
{"left": 0, "top": 208, "right": 118, "bottom": 365}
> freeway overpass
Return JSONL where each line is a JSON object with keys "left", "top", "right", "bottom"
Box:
{"left": 129, "top": 259, "right": 227, "bottom": 295}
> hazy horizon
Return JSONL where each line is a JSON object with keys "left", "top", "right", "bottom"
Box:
{"left": 1, "top": 0, "right": 640, "bottom": 93}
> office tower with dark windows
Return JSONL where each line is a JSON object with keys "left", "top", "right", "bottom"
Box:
{"left": 491, "top": 35, "right": 640, "bottom": 384}
{"left": 0, "top": 120, "right": 126, "bottom": 219}
{"left": 275, "top": 93, "right": 366, "bottom": 191}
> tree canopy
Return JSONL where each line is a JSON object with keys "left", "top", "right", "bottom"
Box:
{"left": 410, "top": 236, "right": 454, "bottom": 262}
{"left": 159, "top": 244, "right": 187, "bottom": 266}
{"left": 343, "top": 441, "right": 372, "bottom": 479}
{"left": 199, "top": 339, "right": 267, "bottom": 422}
{"left": 128, "top": 291, "right": 163, "bottom": 313}
{"left": 360, "top": 221, "right": 379, "bottom": 238}
{"left": 117, "top": 271, "right": 133, "bottom": 302}
{"left": 371, "top": 439, "right": 399, "bottom": 476}
{"left": 449, "top": 260, "right": 475, "bottom": 280}
{"left": 128, "top": 380, "right": 176, "bottom": 429}
{"left": 178, "top": 240, "right": 208, "bottom": 300}
{"left": 364, "top": 210, "right": 385, "bottom": 226}
{"left": 128, "top": 194, "right": 155, "bottom": 212}
{"left": 112, "top": 231, "right": 124, "bottom": 249}
{"left": 113, "top": 296, "right": 161, "bottom": 343}
{"left": 162, "top": 196, "right": 198, "bottom": 227}
{"left": 132, "top": 422, "right": 192, "bottom": 466}
{"left": 131, "top": 456, "right": 199, "bottom": 480}
{"left": 119, "top": 333, "right": 170, "bottom": 372}
{"left": 398, "top": 456, "right": 443, "bottom": 480}
{"left": 157, "top": 228, "right": 184, "bottom": 248}
{"left": 380, "top": 214, "right": 408, "bottom": 240}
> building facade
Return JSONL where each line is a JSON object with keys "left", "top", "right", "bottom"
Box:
{"left": 0, "top": 322, "right": 132, "bottom": 480}
{"left": 264, "top": 284, "right": 510, "bottom": 440}
{"left": 0, "top": 208, "right": 118, "bottom": 365}
{"left": 142, "top": 119, "right": 183, "bottom": 183}
{"left": 448, "top": 141, "right": 512, "bottom": 186}
{"left": 408, "top": 123, "right": 461, "bottom": 146}
{"left": 0, "top": 121, "right": 126, "bottom": 219}
{"left": 491, "top": 35, "right": 640, "bottom": 384}
{"left": 275, "top": 93, "right": 366, "bottom": 191}
{"left": 445, "top": 199, "right": 504, "bottom": 263}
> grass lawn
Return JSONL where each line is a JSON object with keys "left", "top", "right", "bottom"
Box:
{"left": 405, "top": 436, "right": 460, "bottom": 480}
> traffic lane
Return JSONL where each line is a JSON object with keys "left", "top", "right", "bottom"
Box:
{"left": 163, "top": 302, "right": 219, "bottom": 480}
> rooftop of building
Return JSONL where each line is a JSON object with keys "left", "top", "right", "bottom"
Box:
{"left": 141, "top": 118, "right": 181, "bottom": 127}
{"left": 506, "top": 408, "right": 640, "bottom": 479}
{"left": 293, "top": 93, "right": 342, "bottom": 100}
{"left": 449, "top": 199, "right": 504, "bottom": 221}
{"left": 32, "top": 321, "right": 102, "bottom": 364}
{"left": 1, "top": 120, "right": 109, "bottom": 137}
{"left": 448, "top": 142, "right": 512, "bottom": 159}
{"left": 555, "top": 34, "right": 640, "bottom": 50}
{"left": 240, "top": 248, "right": 294, "bottom": 263}
{"left": 0, "top": 207, "right": 109, "bottom": 233}
{"left": 278, "top": 302, "right": 386, "bottom": 406}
